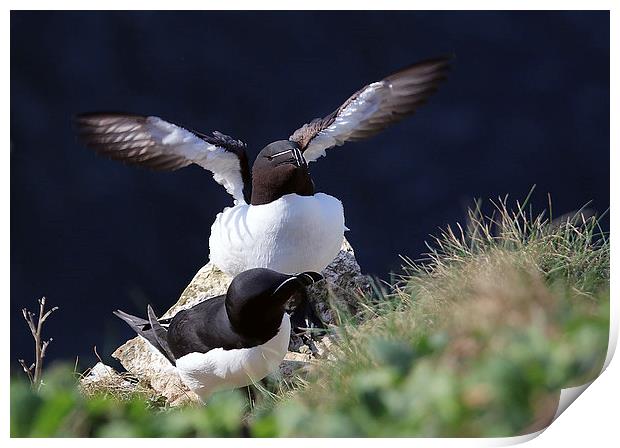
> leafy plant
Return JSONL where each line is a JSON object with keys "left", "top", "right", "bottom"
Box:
{"left": 11, "top": 364, "right": 247, "bottom": 437}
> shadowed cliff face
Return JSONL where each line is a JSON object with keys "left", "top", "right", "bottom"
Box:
{"left": 10, "top": 11, "right": 609, "bottom": 364}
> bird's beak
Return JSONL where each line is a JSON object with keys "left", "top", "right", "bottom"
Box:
{"left": 295, "top": 271, "right": 324, "bottom": 286}
{"left": 272, "top": 272, "right": 324, "bottom": 297}
{"left": 271, "top": 146, "right": 307, "bottom": 168}
{"left": 292, "top": 147, "right": 307, "bottom": 168}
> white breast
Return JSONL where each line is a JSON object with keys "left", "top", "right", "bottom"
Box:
{"left": 175, "top": 314, "right": 291, "bottom": 402}
{"left": 208, "top": 193, "right": 346, "bottom": 276}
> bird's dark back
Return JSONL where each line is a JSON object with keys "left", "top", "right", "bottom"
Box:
{"left": 167, "top": 295, "right": 265, "bottom": 358}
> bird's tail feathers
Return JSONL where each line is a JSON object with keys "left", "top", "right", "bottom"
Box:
{"left": 113, "top": 306, "right": 176, "bottom": 366}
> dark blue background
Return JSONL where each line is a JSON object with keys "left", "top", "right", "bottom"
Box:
{"left": 11, "top": 11, "right": 609, "bottom": 366}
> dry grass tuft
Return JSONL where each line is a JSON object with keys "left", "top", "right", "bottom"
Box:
{"left": 251, "top": 193, "right": 609, "bottom": 436}
{"left": 78, "top": 363, "right": 167, "bottom": 406}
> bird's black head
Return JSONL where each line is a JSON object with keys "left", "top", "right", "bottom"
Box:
{"left": 250, "top": 140, "right": 315, "bottom": 205}
{"left": 225, "top": 268, "right": 323, "bottom": 341}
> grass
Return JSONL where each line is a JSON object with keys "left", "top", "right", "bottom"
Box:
{"left": 10, "top": 194, "right": 610, "bottom": 437}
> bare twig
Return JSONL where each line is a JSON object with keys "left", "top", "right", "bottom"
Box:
{"left": 73, "top": 356, "right": 80, "bottom": 376}
{"left": 93, "top": 345, "right": 103, "bottom": 364}
{"left": 19, "top": 297, "right": 58, "bottom": 390}
{"left": 18, "top": 359, "right": 35, "bottom": 383}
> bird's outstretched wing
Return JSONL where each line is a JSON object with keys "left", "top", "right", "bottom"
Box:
{"left": 289, "top": 56, "right": 452, "bottom": 163}
{"left": 75, "top": 113, "right": 251, "bottom": 204}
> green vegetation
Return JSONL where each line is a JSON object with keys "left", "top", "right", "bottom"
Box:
{"left": 11, "top": 195, "right": 609, "bottom": 437}
{"left": 11, "top": 364, "right": 247, "bottom": 437}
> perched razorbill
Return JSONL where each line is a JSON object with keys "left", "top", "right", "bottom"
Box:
{"left": 114, "top": 268, "right": 323, "bottom": 402}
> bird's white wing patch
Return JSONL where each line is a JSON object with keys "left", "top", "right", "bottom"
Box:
{"left": 289, "top": 57, "right": 452, "bottom": 164}
{"left": 302, "top": 83, "right": 385, "bottom": 163}
{"left": 146, "top": 117, "right": 248, "bottom": 204}
{"left": 75, "top": 114, "right": 250, "bottom": 205}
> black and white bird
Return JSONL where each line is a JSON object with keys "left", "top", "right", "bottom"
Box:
{"left": 75, "top": 56, "right": 451, "bottom": 277}
{"left": 114, "top": 268, "right": 323, "bottom": 401}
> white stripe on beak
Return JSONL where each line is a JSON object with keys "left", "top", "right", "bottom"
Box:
{"left": 273, "top": 276, "right": 299, "bottom": 296}
{"left": 269, "top": 147, "right": 306, "bottom": 168}
{"left": 292, "top": 147, "right": 305, "bottom": 167}
{"left": 270, "top": 149, "right": 293, "bottom": 159}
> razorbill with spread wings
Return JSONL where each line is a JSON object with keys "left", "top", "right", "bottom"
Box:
{"left": 75, "top": 56, "right": 451, "bottom": 276}
{"left": 114, "top": 268, "right": 323, "bottom": 401}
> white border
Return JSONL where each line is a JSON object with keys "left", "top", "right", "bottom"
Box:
{"left": 3, "top": 1, "right": 618, "bottom": 11}
{"left": 4, "top": 1, "right": 616, "bottom": 446}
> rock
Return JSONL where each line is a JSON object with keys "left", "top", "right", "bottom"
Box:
{"left": 112, "top": 336, "right": 201, "bottom": 406}
{"left": 161, "top": 263, "right": 232, "bottom": 319}
{"left": 306, "top": 238, "right": 371, "bottom": 324}
{"left": 108, "top": 238, "right": 369, "bottom": 404}
{"left": 278, "top": 352, "right": 316, "bottom": 380}
{"left": 298, "top": 345, "right": 311, "bottom": 354}
{"left": 314, "top": 335, "right": 337, "bottom": 360}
